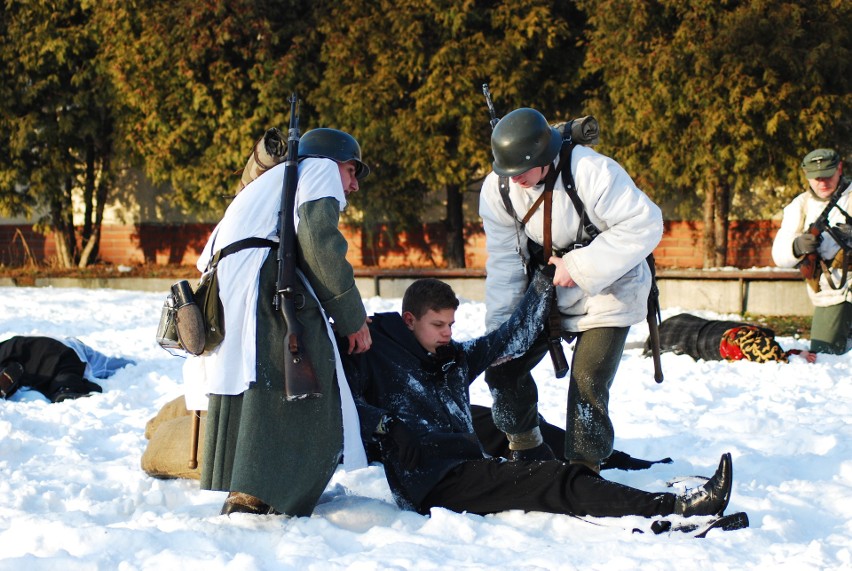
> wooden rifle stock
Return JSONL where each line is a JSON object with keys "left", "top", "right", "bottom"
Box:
{"left": 797, "top": 225, "right": 823, "bottom": 289}
{"left": 275, "top": 93, "right": 322, "bottom": 401}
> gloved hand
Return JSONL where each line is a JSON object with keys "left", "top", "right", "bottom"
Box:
{"left": 793, "top": 232, "right": 820, "bottom": 257}
{"left": 385, "top": 417, "right": 422, "bottom": 471}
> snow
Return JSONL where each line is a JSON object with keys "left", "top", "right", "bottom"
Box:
{"left": 1, "top": 285, "right": 851, "bottom": 570}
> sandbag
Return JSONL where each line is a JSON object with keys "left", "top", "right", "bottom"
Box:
{"left": 142, "top": 396, "right": 206, "bottom": 480}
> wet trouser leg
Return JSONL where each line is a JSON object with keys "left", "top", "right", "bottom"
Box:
{"left": 565, "top": 326, "right": 629, "bottom": 465}
{"left": 483, "top": 333, "right": 550, "bottom": 436}
{"left": 810, "top": 301, "right": 852, "bottom": 355}
{"left": 420, "top": 458, "right": 675, "bottom": 517}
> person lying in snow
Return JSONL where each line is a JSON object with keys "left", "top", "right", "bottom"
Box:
{"left": 0, "top": 336, "right": 134, "bottom": 402}
{"left": 341, "top": 275, "right": 734, "bottom": 519}
{"left": 644, "top": 313, "right": 817, "bottom": 364}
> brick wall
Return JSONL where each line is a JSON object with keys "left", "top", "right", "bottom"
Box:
{"left": 0, "top": 220, "right": 781, "bottom": 270}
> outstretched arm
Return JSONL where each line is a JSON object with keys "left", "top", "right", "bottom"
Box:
{"left": 462, "top": 269, "right": 554, "bottom": 382}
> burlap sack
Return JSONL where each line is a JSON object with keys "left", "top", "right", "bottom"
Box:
{"left": 141, "top": 396, "right": 206, "bottom": 480}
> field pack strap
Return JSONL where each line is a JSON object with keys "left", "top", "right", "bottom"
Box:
{"left": 556, "top": 144, "right": 600, "bottom": 241}
{"left": 209, "top": 237, "right": 277, "bottom": 269}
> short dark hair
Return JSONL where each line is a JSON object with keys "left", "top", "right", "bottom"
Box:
{"left": 401, "top": 278, "right": 460, "bottom": 318}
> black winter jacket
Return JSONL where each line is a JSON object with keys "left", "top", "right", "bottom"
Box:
{"left": 342, "top": 272, "right": 553, "bottom": 510}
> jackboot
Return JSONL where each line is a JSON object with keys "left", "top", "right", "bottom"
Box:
{"left": 220, "top": 491, "right": 272, "bottom": 516}
{"left": 675, "top": 452, "right": 733, "bottom": 517}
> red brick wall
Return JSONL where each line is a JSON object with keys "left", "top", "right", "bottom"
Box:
{"left": 0, "top": 220, "right": 781, "bottom": 270}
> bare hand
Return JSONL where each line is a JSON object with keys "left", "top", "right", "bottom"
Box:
{"left": 548, "top": 256, "right": 577, "bottom": 288}
{"left": 347, "top": 322, "right": 372, "bottom": 354}
{"left": 800, "top": 350, "right": 817, "bottom": 363}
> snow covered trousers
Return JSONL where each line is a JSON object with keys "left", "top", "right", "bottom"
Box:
{"left": 484, "top": 327, "right": 629, "bottom": 465}
{"left": 420, "top": 458, "right": 675, "bottom": 517}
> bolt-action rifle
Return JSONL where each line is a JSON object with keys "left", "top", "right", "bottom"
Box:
{"left": 482, "top": 84, "right": 569, "bottom": 378}
{"left": 797, "top": 186, "right": 852, "bottom": 292}
{"left": 274, "top": 93, "right": 322, "bottom": 400}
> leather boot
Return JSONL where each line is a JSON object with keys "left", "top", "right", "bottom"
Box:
{"left": 220, "top": 491, "right": 272, "bottom": 516}
{"left": 675, "top": 452, "right": 733, "bottom": 517}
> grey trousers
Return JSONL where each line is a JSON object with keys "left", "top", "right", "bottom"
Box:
{"left": 484, "top": 327, "right": 629, "bottom": 464}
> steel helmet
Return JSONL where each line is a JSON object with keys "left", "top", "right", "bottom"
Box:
{"left": 491, "top": 108, "right": 562, "bottom": 177}
{"left": 298, "top": 128, "right": 370, "bottom": 179}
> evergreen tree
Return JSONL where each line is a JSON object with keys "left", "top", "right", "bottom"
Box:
{"left": 577, "top": 0, "right": 851, "bottom": 267}
{"left": 99, "top": 0, "right": 317, "bottom": 215}
{"left": 0, "top": 0, "right": 116, "bottom": 267}
{"left": 310, "top": 0, "right": 585, "bottom": 267}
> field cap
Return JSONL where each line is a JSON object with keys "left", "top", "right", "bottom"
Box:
{"left": 801, "top": 148, "right": 840, "bottom": 179}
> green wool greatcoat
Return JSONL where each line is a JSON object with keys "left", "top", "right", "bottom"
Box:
{"left": 201, "top": 197, "right": 367, "bottom": 516}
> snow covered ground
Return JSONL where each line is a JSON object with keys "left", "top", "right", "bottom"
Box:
{"left": 1, "top": 285, "right": 850, "bottom": 570}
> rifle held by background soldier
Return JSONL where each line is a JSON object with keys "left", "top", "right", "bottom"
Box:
{"left": 796, "top": 186, "right": 852, "bottom": 293}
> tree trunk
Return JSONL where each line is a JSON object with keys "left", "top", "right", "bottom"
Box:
{"left": 702, "top": 185, "right": 716, "bottom": 268}
{"left": 51, "top": 179, "right": 77, "bottom": 268}
{"left": 713, "top": 183, "right": 730, "bottom": 267}
{"left": 81, "top": 136, "right": 95, "bottom": 246}
{"left": 445, "top": 183, "right": 465, "bottom": 268}
{"left": 79, "top": 152, "right": 111, "bottom": 268}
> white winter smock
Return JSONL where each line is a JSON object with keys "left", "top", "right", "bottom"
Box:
{"left": 771, "top": 180, "right": 852, "bottom": 307}
{"left": 182, "top": 157, "right": 366, "bottom": 469}
{"left": 479, "top": 144, "right": 663, "bottom": 332}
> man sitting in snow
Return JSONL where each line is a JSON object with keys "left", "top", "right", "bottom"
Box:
{"left": 342, "top": 275, "right": 734, "bottom": 519}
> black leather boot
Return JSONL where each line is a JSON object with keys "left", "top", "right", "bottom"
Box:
{"left": 675, "top": 452, "right": 733, "bottom": 517}
{"left": 220, "top": 491, "right": 272, "bottom": 516}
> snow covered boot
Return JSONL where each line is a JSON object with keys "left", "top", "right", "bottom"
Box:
{"left": 675, "top": 452, "right": 732, "bottom": 517}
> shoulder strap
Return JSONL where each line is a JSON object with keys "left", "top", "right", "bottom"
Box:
{"left": 557, "top": 144, "right": 600, "bottom": 240}
{"left": 498, "top": 176, "right": 518, "bottom": 222}
{"left": 209, "top": 237, "right": 277, "bottom": 268}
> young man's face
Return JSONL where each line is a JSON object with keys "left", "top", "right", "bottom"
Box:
{"left": 511, "top": 165, "right": 548, "bottom": 188}
{"left": 337, "top": 160, "right": 360, "bottom": 196}
{"left": 808, "top": 162, "right": 843, "bottom": 199}
{"left": 403, "top": 308, "right": 455, "bottom": 354}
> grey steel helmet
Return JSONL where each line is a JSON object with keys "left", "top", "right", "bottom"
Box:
{"left": 491, "top": 108, "right": 562, "bottom": 177}
{"left": 298, "top": 128, "right": 370, "bottom": 179}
